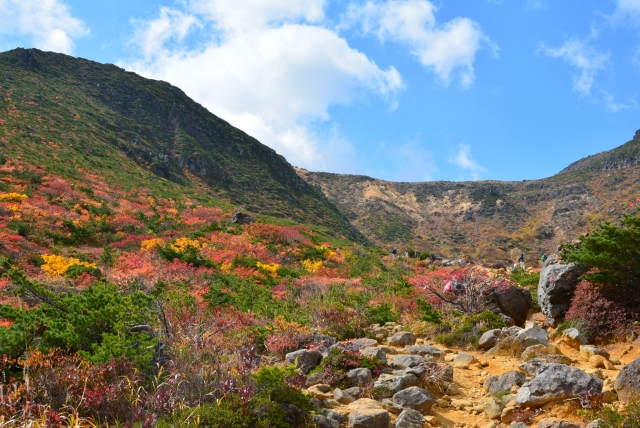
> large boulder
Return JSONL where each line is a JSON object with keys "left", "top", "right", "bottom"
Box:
{"left": 516, "top": 363, "right": 603, "bottom": 407}
{"left": 395, "top": 409, "right": 426, "bottom": 428}
{"left": 484, "top": 397, "right": 504, "bottom": 419}
{"left": 347, "top": 368, "right": 373, "bottom": 386}
{"left": 479, "top": 329, "right": 503, "bottom": 350}
{"left": 348, "top": 409, "right": 389, "bottom": 428}
{"left": 560, "top": 328, "right": 587, "bottom": 348}
{"left": 392, "top": 387, "right": 435, "bottom": 412}
{"left": 313, "top": 415, "right": 339, "bottom": 428}
{"left": 537, "top": 418, "right": 581, "bottom": 428}
{"left": 285, "top": 349, "right": 323, "bottom": 374}
{"left": 373, "top": 373, "right": 419, "bottom": 398}
{"left": 484, "top": 370, "right": 526, "bottom": 395}
{"left": 388, "top": 331, "right": 416, "bottom": 347}
{"left": 481, "top": 284, "right": 533, "bottom": 327}
{"left": 405, "top": 345, "right": 443, "bottom": 358}
{"left": 453, "top": 353, "right": 479, "bottom": 368}
{"left": 538, "top": 260, "right": 586, "bottom": 326}
{"left": 280, "top": 403, "right": 308, "bottom": 427}
{"left": 361, "top": 347, "right": 388, "bottom": 364}
{"left": 389, "top": 354, "right": 426, "bottom": 369}
{"left": 615, "top": 357, "right": 640, "bottom": 404}
{"left": 514, "top": 322, "right": 549, "bottom": 349}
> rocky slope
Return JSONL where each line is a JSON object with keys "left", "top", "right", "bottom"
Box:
{"left": 0, "top": 48, "right": 366, "bottom": 243}
{"left": 297, "top": 136, "right": 640, "bottom": 262}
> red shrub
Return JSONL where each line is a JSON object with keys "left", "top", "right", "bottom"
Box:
{"left": 565, "top": 280, "right": 638, "bottom": 341}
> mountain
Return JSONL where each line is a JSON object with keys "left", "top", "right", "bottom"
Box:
{"left": 0, "top": 48, "right": 366, "bottom": 242}
{"left": 297, "top": 136, "right": 640, "bottom": 262}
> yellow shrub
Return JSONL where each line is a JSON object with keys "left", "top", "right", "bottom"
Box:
{"left": 302, "top": 259, "right": 323, "bottom": 274}
{"left": 171, "top": 237, "right": 207, "bottom": 252}
{"left": 41, "top": 254, "right": 96, "bottom": 277}
{"left": 256, "top": 261, "right": 280, "bottom": 275}
{"left": 0, "top": 192, "right": 28, "bottom": 202}
{"left": 141, "top": 238, "right": 164, "bottom": 251}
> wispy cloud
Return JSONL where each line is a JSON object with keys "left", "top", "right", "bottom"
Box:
{"left": 448, "top": 143, "right": 485, "bottom": 181}
{"left": 537, "top": 37, "right": 610, "bottom": 96}
{"left": 346, "top": 0, "right": 498, "bottom": 89}
{"left": 612, "top": 0, "right": 640, "bottom": 26}
{"left": 0, "top": 0, "right": 89, "bottom": 54}
{"left": 525, "top": 0, "right": 549, "bottom": 11}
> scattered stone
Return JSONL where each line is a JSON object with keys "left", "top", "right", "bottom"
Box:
{"left": 379, "top": 345, "right": 396, "bottom": 354}
{"left": 589, "top": 355, "right": 615, "bottom": 370}
{"left": 484, "top": 397, "right": 504, "bottom": 419}
{"left": 349, "top": 338, "right": 379, "bottom": 351}
{"left": 322, "top": 399, "right": 341, "bottom": 409}
{"left": 312, "top": 415, "right": 339, "bottom": 428}
{"left": 522, "top": 344, "right": 563, "bottom": 362}
{"left": 389, "top": 354, "right": 426, "bottom": 369}
{"left": 344, "top": 387, "right": 362, "bottom": 398}
{"left": 480, "top": 283, "right": 533, "bottom": 326}
{"left": 347, "top": 368, "right": 373, "bottom": 386}
{"left": 405, "top": 344, "right": 443, "bottom": 358}
{"left": 424, "top": 415, "right": 437, "bottom": 425}
{"left": 285, "top": 349, "right": 323, "bottom": 374}
{"left": 230, "top": 211, "right": 254, "bottom": 225}
{"left": 392, "top": 386, "right": 435, "bottom": 412}
{"left": 373, "top": 373, "right": 419, "bottom": 398}
{"left": 561, "top": 328, "right": 587, "bottom": 348}
{"left": 585, "top": 419, "right": 608, "bottom": 428}
{"left": 436, "top": 398, "right": 450, "bottom": 407}
{"left": 451, "top": 399, "right": 473, "bottom": 410}
{"left": 501, "top": 406, "right": 515, "bottom": 424}
{"left": 484, "top": 370, "right": 526, "bottom": 395}
{"left": 280, "top": 403, "right": 308, "bottom": 427}
{"left": 510, "top": 423, "right": 528, "bottom": 428}
{"left": 308, "top": 384, "right": 333, "bottom": 399}
{"left": 334, "top": 388, "right": 356, "bottom": 404}
{"left": 615, "top": 357, "right": 640, "bottom": 404}
{"left": 486, "top": 336, "right": 521, "bottom": 357}
{"left": 453, "top": 353, "right": 479, "bottom": 368}
{"left": 395, "top": 409, "right": 426, "bottom": 428}
{"left": 516, "top": 363, "right": 603, "bottom": 407}
{"left": 389, "top": 331, "right": 417, "bottom": 347}
{"left": 382, "top": 398, "right": 403, "bottom": 414}
{"left": 514, "top": 322, "right": 549, "bottom": 349}
{"left": 348, "top": 409, "right": 390, "bottom": 428}
{"left": 481, "top": 422, "right": 498, "bottom": 428}
{"left": 580, "top": 345, "right": 610, "bottom": 360}
{"left": 537, "top": 418, "right": 581, "bottom": 428}
{"left": 362, "top": 347, "right": 388, "bottom": 364}
{"left": 307, "top": 372, "right": 325, "bottom": 386}
{"left": 538, "top": 261, "right": 586, "bottom": 326}
{"left": 321, "top": 409, "right": 347, "bottom": 423}
{"left": 310, "top": 397, "right": 322, "bottom": 411}
{"left": 479, "top": 329, "right": 503, "bottom": 350}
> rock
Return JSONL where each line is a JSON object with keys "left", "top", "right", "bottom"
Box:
{"left": 362, "top": 347, "right": 388, "bottom": 364}
{"left": 321, "top": 409, "right": 347, "bottom": 423}
{"left": 481, "top": 422, "right": 498, "bottom": 428}
{"left": 334, "top": 388, "right": 356, "bottom": 404}
{"left": 395, "top": 409, "right": 426, "bottom": 428}
{"left": 310, "top": 397, "right": 322, "bottom": 411}
{"left": 589, "top": 355, "right": 615, "bottom": 370}
{"left": 514, "top": 322, "right": 549, "bottom": 349}
{"left": 484, "top": 397, "right": 504, "bottom": 419}
{"left": 346, "top": 398, "right": 384, "bottom": 411}
{"left": 344, "top": 387, "right": 362, "bottom": 398}
{"left": 436, "top": 398, "right": 450, "bottom": 407}
{"left": 516, "top": 363, "right": 603, "bottom": 407}
{"left": 537, "top": 418, "right": 581, "bottom": 428}
{"left": 389, "top": 331, "right": 416, "bottom": 347}
{"left": 538, "top": 262, "right": 586, "bottom": 326}
{"left": 348, "top": 338, "right": 379, "bottom": 351}
{"left": 486, "top": 335, "right": 521, "bottom": 357}
{"left": 479, "top": 329, "right": 503, "bottom": 350}
{"left": 230, "top": 211, "right": 254, "bottom": 225}
{"left": 322, "top": 399, "right": 341, "bottom": 409}
{"left": 382, "top": 398, "right": 403, "bottom": 414}
{"left": 307, "top": 372, "right": 325, "bottom": 386}
{"left": 521, "top": 344, "right": 563, "bottom": 361}
{"left": 585, "top": 419, "right": 607, "bottom": 428}
{"left": 405, "top": 345, "right": 443, "bottom": 358}
{"left": 348, "top": 409, "right": 390, "bottom": 428}
{"left": 285, "top": 349, "right": 323, "bottom": 374}
{"left": 379, "top": 346, "right": 396, "bottom": 354}
{"left": 480, "top": 284, "right": 533, "bottom": 326}
{"left": 451, "top": 399, "right": 473, "bottom": 410}
{"left": 424, "top": 415, "right": 437, "bottom": 425}
{"left": 509, "top": 424, "right": 527, "bottom": 428}
{"left": 453, "top": 353, "right": 479, "bottom": 368}
{"left": 389, "top": 354, "right": 426, "bottom": 369}
{"left": 560, "top": 328, "right": 587, "bottom": 348}
{"left": 373, "top": 373, "right": 419, "bottom": 398}
{"left": 308, "top": 384, "right": 333, "bottom": 399}
{"left": 503, "top": 326, "right": 524, "bottom": 336}
{"left": 501, "top": 406, "right": 515, "bottom": 424}
{"left": 484, "top": 370, "right": 526, "bottom": 395}
{"left": 280, "top": 403, "right": 307, "bottom": 427}
{"left": 615, "top": 357, "right": 640, "bottom": 404}
{"left": 392, "top": 386, "right": 435, "bottom": 412}
{"left": 347, "top": 368, "right": 373, "bottom": 386}
{"left": 313, "top": 415, "right": 339, "bottom": 428}
{"left": 580, "top": 345, "right": 610, "bottom": 360}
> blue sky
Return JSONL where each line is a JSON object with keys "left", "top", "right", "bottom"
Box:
{"left": 1, "top": 0, "right": 639, "bottom": 182}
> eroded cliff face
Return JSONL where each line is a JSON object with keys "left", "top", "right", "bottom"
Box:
{"left": 297, "top": 138, "right": 640, "bottom": 262}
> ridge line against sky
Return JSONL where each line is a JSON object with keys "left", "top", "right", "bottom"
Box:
{"left": 0, "top": 0, "right": 639, "bottom": 183}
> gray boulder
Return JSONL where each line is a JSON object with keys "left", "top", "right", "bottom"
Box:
{"left": 334, "top": 388, "right": 356, "bottom": 404}
{"left": 392, "top": 386, "right": 435, "bottom": 412}
{"left": 480, "top": 284, "right": 533, "bottom": 326}
{"left": 285, "top": 349, "right": 323, "bottom": 374}
{"left": 585, "top": 419, "right": 607, "bottom": 428}
{"left": 373, "top": 373, "right": 419, "bottom": 398}
{"left": 405, "top": 345, "right": 443, "bottom": 358}
{"left": 580, "top": 345, "right": 610, "bottom": 360}
{"left": 395, "top": 409, "right": 426, "bottom": 428}
{"left": 280, "top": 403, "right": 307, "bottom": 427}
{"left": 484, "top": 370, "right": 526, "bottom": 395}
{"left": 348, "top": 409, "right": 389, "bottom": 428}
{"left": 453, "top": 352, "right": 479, "bottom": 368}
{"left": 348, "top": 338, "right": 379, "bottom": 351}
{"left": 389, "top": 354, "right": 426, "bottom": 369}
{"left": 538, "top": 261, "right": 586, "bottom": 326}
{"left": 388, "top": 331, "right": 416, "bottom": 346}
{"left": 362, "top": 347, "right": 387, "bottom": 364}
{"left": 479, "top": 329, "right": 503, "bottom": 350}
{"left": 615, "top": 357, "right": 640, "bottom": 404}
{"left": 321, "top": 409, "right": 347, "bottom": 423}
{"left": 347, "top": 368, "right": 373, "bottom": 386}
{"left": 484, "top": 397, "right": 504, "bottom": 419}
{"left": 561, "top": 328, "right": 587, "bottom": 348}
{"left": 313, "top": 415, "right": 339, "bottom": 428}
{"left": 514, "top": 322, "right": 549, "bottom": 349}
{"left": 516, "top": 363, "right": 603, "bottom": 407}
{"left": 519, "top": 358, "right": 546, "bottom": 376}
{"left": 537, "top": 418, "right": 581, "bottom": 428}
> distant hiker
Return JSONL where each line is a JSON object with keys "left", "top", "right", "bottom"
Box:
{"left": 430, "top": 254, "right": 436, "bottom": 262}
{"left": 518, "top": 251, "right": 525, "bottom": 263}
{"left": 444, "top": 276, "right": 466, "bottom": 295}
{"left": 392, "top": 248, "right": 397, "bottom": 258}
{"left": 541, "top": 254, "right": 547, "bottom": 263}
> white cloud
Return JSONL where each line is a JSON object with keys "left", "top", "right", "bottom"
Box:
{"left": 122, "top": 0, "right": 403, "bottom": 171}
{"left": 613, "top": 0, "right": 640, "bottom": 25}
{"left": 448, "top": 143, "right": 485, "bottom": 181}
{"left": 538, "top": 38, "right": 610, "bottom": 96}
{"left": 0, "top": 0, "right": 88, "bottom": 54}
{"left": 525, "top": 0, "right": 549, "bottom": 11}
{"left": 346, "top": 0, "right": 496, "bottom": 89}
{"left": 599, "top": 90, "right": 631, "bottom": 112}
